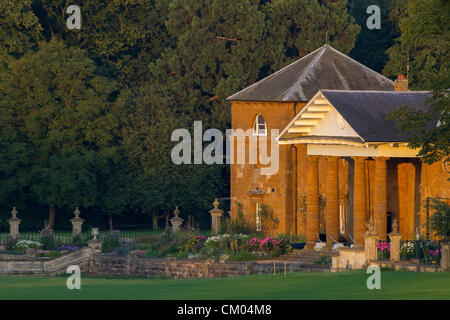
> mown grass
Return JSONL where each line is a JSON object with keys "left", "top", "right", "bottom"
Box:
{"left": 0, "top": 271, "right": 449, "bottom": 300}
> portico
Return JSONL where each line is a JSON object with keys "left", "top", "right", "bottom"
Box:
{"left": 278, "top": 90, "right": 446, "bottom": 245}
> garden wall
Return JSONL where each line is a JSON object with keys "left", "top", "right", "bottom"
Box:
{"left": 91, "top": 256, "right": 330, "bottom": 279}
{"left": 0, "top": 247, "right": 91, "bottom": 276}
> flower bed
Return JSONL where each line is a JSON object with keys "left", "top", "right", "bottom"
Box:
{"left": 105, "top": 231, "right": 293, "bottom": 262}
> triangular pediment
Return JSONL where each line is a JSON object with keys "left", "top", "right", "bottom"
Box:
{"left": 278, "top": 91, "right": 364, "bottom": 146}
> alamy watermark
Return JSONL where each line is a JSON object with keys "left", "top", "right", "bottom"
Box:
{"left": 66, "top": 265, "right": 81, "bottom": 290}
{"left": 171, "top": 121, "right": 279, "bottom": 175}
{"left": 366, "top": 5, "right": 381, "bottom": 30}
{"left": 366, "top": 265, "right": 381, "bottom": 289}
{"left": 66, "top": 5, "right": 81, "bottom": 30}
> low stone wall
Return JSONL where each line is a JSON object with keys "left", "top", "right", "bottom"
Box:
{"left": 91, "top": 256, "right": 330, "bottom": 279}
{"left": 332, "top": 247, "right": 367, "bottom": 271}
{"left": 0, "top": 247, "right": 92, "bottom": 276}
{"left": 369, "top": 261, "right": 443, "bottom": 272}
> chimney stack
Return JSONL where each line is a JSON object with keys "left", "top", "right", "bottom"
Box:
{"left": 394, "top": 75, "right": 408, "bottom": 92}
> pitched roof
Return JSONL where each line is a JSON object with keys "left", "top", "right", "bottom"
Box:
{"left": 279, "top": 90, "right": 434, "bottom": 143}
{"left": 320, "top": 90, "right": 433, "bottom": 142}
{"left": 227, "top": 45, "right": 394, "bottom": 102}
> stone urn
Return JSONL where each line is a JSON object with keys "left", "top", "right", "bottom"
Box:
{"left": 91, "top": 227, "right": 100, "bottom": 240}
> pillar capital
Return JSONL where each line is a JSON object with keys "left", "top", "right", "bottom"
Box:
{"left": 325, "top": 156, "right": 339, "bottom": 162}
{"left": 351, "top": 156, "right": 366, "bottom": 163}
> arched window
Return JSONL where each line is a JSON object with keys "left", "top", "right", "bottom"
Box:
{"left": 253, "top": 114, "right": 267, "bottom": 136}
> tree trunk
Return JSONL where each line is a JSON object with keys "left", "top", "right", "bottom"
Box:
{"left": 152, "top": 213, "right": 159, "bottom": 229}
{"left": 48, "top": 205, "right": 56, "bottom": 231}
{"left": 109, "top": 214, "right": 113, "bottom": 232}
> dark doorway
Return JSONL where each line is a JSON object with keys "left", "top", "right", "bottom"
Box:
{"left": 387, "top": 211, "right": 393, "bottom": 235}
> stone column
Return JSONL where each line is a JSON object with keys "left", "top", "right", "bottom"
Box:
{"left": 298, "top": 144, "right": 308, "bottom": 236}
{"left": 70, "top": 207, "right": 84, "bottom": 236}
{"left": 363, "top": 217, "right": 378, "bottom": 262}
{"left": 306, "top": 155, "right": 320, "bottom": 249}
{"left": 398, "top": 163, "right": 416, "bottom": 240}
{"left": 441, "top": 243, "right": 450, "bottom": 272}
{"left": 352, "top": 157, "right": 367, "bottom": 247}
{"left": 374, "top": 157, "right": 389, "bottom": 240}
{"left": 170, "top": 206, "right": 184, "bottom": 232}
{"left": 388, "top": 219, "right": 401, "bottom": 262}
{"left": 325, "top": 156, "right": 339, "bottom": 249}
{"left": 209, "top": 198, "right": 223, "bottom": 234}
{"left": 8, "top": 207, "right": 21, "bottom": 237}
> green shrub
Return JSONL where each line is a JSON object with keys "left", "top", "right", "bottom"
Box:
{"left": 101, "top": 230, "right": 121, "bottom": 253}
{"left": 36, "top": 250, "right": 61, "bottom": 258}
{"left": 429, "top": 199, "right": 449, "bottom": 241}
{"left": 71, "top": 234, "right": 91, "bottom": 247}
{"left": 112, "top": 245, "right": 137, "bottom": 257}
{"left": 39, "top": 226, "right": 56, "bottom": 250}
{"left": 314, "top": 254, "right": 332, "bottom": 265}
{"left": 229, "top": 202, "right": 255, "bottom": 234}
{"left": 5, "top": 235, "right": 18, "bottom": 251}
{"left": 228, "top": 250, "right": 257, "bottom": 261}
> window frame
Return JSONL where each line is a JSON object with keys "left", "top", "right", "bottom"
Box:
{"left": 253, "top": 114, "right": 267, "bottom": 136}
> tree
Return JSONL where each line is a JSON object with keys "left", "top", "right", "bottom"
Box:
{"left": 429, "top": 199, "right": 450, "bottom": 241}
{"left": 388, "top": 73, "right": 449, "bottom": 164}
{"left": 383, "top": 0, "right": 449, "bottom": 89}
{"left": 385, "top": 0, "right": 449, "bottom": 163}
{"left": 265, "top": 0, "right": 360, "bottom": 71}
{"left": 0, "top": 40, "right": 120, "bottom": 228}
{"left": 0, "top": 0, "right": 42, "bottom": 69}
{"left": 32, "top": 0, "right": 172, "bottom": 86}
{"left": 348, "top": 0, "right": 400, "bottom": 73}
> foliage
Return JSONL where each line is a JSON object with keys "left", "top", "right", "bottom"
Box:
{"left": 259, "top": 204, "right": 279, "bottom": 235}
{"left": 36, "top": 250, "right": 61, "bottom": 258}
{"left": 5, "top": 235, "right": 19, "bottom": 251}
{"left": 429, "top": 199, "right": 450, "bottom": 241}
{"left": 39, "top": 226, "right": 56, "bottom": 250}
{"left": 15, "top": 240, "right": 43, "bottom": 251}
{"left": 400, "top": 241, "right": 415, "bottom": 261}
{"left": 314, "top": 254, "right": 332, "bottom": 265}
{"left": 384, "top": 0, "right": 449, "bottom": 90}
{"left": 348, "top": 0, "right": 400, "bottom": 73}
{"left": 377, "top": 241, "right": 391, "bottom": 261}
{"left": 229, "top": 202, "right": 255, "bottom": 235}
{"left": 100, "top": 231, "right": 122, "bottom": 253}
{"left": 278, "top": 233, "right": 306, "bottom": 244}
{"left": 71, "top": 234, "right": 91, "bottom": 248}
{"left": 384, "top": 0, "right": 449, "bottom": 164}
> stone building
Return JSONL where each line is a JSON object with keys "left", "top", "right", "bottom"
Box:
{"left": 227, "top": 45, "right": 449, "bottom": 247}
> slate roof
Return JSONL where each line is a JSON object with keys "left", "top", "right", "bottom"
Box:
{"left": 227, "top": 45, "right": 394, "bottom": 102}
{"left": 320, "top": 90, "right": 434, "bottom": 142}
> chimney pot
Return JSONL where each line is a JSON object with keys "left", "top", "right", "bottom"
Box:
{"left": 394, "top": 75, "right": 408, "bottom": 92}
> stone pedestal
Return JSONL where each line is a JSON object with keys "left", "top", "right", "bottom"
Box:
{"left": 388, "top": 220, "right": 401, "bottom": 262}
{"left": 363, "top": 218, "right": 378, "bottom": 262}
{"left": 88, "top": 239, "right": 103, "bottom": 256}
{"left": 209, "top": 198, "right": 223, "bottom": 234}
{"left": 8, "top": 207, "right": 21, "bottom": 237}
{"left": 441, "top": 243, "right": 450, "bottom": 271}
{"left": 70, "top": 207, "right": 84, "bottom": 236}
{"left": 170, "top": 207, "right": 184, "bottom": 232}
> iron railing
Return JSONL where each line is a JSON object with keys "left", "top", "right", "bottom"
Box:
{"left": 377, "top": 240, "right": 391, "bottom": 261}
{"left": 400, "top": 240, "right": 444, "bottom": 265}
{"left": 0, "top": 225, "right": 166, "bottom": 245}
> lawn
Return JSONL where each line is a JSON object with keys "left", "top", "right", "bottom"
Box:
{"left": 0, "top": 271, "right": 449, "bottom": 300}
